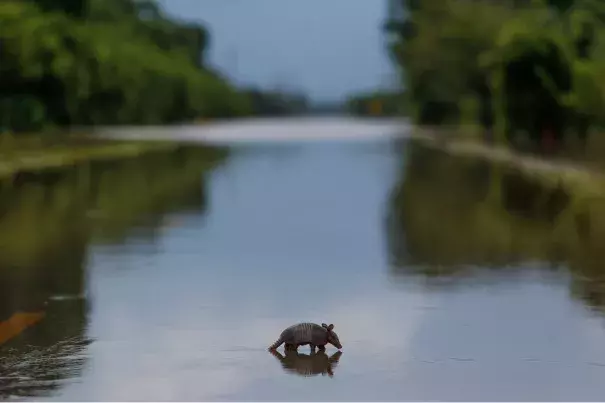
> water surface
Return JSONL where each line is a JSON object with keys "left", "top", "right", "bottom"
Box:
{"left": 2, "top": 122, "right": 605, "bottom": 401}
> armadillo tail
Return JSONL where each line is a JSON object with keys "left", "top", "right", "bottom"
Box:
{"left": 268, "top": 336, "right": 284, "bottom": 350}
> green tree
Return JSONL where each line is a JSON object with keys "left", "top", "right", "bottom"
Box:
{"left": 0, "top": 0, "right": 251, "bottom": 133}
{"left": 385, "top": 0, "right": 605, "bottom": 147}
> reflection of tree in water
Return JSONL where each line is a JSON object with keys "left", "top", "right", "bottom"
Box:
{"left": 269, "top": 349, "right": 343, "bottom": 378}
{"left": 85, "top": 145, "right": 225, "bottom": 244}
{"left": 0, "top": 144, "right": 224, "bottom": 265}
{"left": 0, "top": 144, "right": 227, "bottom": 399}
{"left": 385, "top": 141, "right": 605, "bottom": 311}
{"left": 0, "top": 194, "right": 90, "bottom": 399}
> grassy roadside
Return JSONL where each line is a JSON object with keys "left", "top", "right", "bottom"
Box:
{"left": 0, "top": 133, "right": 181, "bottom": 179}
{"left": 406, "top": 127, "right": 605, "bottom": 198}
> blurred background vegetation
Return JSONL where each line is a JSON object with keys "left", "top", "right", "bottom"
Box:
{"left": 0, "top": 0, "right": 325, "bottom": 135}
{"left": 384, "top": 0, "right": 605, "bottom": 154}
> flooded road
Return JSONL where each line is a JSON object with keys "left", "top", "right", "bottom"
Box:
{"left": 3, "top": 119, "right": 605, "bottom": 400}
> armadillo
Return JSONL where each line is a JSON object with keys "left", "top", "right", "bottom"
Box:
{"left": 268, "top": 322, "right": 342, "bottom": 352}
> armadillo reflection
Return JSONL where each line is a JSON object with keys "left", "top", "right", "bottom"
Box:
{"left": 268, "top": 322, "right": 342, "bottom": 352}
{"left": 269, "top": 349, "right": 343, "bottom": 378}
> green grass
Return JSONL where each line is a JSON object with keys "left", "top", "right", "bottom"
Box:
{"left": 0, "top": 133, "right": 180, "bottom": 178}
{"left": 408, "top": 126, "right": 605, "bottom": 197}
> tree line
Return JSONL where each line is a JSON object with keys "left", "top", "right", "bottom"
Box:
{"left": 0, "top": 0, "right": 253, "bottom": 133}
{"left": 241, "top": 87, "right": 311, "bottom": 117}
{"left": 385, "top": 0, "right": 605, "bottom": 148}
{"left": 345, "top": 90, "right": 407, "bottom": 117}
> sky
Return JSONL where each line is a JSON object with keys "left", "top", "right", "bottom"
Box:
{"left": 157, "top": 0, "right": 396, "bottom": 103}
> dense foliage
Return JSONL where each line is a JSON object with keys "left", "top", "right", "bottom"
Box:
{"left": 0, "top": 0, "right": 253, "bottom": 133}
{"left": 385, "top": 0, "right": 605, "bottom": 145}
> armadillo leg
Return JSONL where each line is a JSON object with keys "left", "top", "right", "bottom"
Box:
{"left": 310, "top": 344, "right": 316, "bottom": 353}
{"left": 317, "top": 345, "right": 326, "bottom": 352}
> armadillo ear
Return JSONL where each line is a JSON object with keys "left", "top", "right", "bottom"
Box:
{"left": 327, "top": 324, "right": 334, "bottom": 331}
{"left": 322, "top": 323, "right": 328, "bottom": 328}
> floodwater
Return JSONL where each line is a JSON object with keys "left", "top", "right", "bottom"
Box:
{"left": 3, "top": 119, "right": 605, "bottom": 401}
